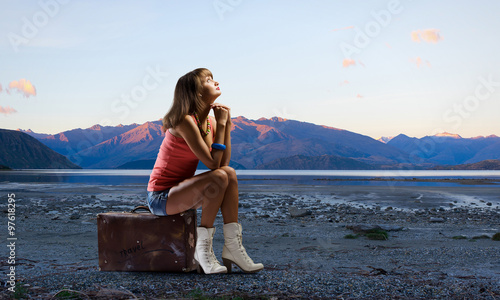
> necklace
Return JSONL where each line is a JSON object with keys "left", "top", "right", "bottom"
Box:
{"left": 193, "top": 112, "right": 211, "bottom": 137}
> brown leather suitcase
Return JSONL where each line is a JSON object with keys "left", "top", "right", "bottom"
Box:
{"left": 97, "top": 206, "right": 197, "bottom": 272}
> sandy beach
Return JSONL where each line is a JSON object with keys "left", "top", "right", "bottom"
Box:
{"left": 1, "top": 181, "right": 499, "bottom": 299}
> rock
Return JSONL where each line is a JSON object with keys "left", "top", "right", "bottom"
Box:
{"left": 486, "top": 202, "right": 492, "bottom": 206}
{"left": 70, "top": 213, "right": 80, "bottom": 220}
{"left": 429, "top": 217, "right": 445, "bottom": 223}
{"left": 288, "top": 206, "right": 312, "bottom": 218}
{"left": 379, "top": 225, "right": 404, "bottom": 231}
{"left": 471, "top": 234, "right": 490, "bottom": 239}
{"left": 346, "top": 224, "right": 404, "bottom": 233}
{"left": 346, "top": 224, "right": 381, "bottom": 234}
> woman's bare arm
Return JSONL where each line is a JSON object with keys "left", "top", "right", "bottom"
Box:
{"left": 220, "top": 116, "right": 231, "bottom": 167}
{"left": 176, "top": 114, "right": 226, "bottom": 170}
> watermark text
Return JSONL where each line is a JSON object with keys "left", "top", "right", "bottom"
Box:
{"left": 6, "top": 193, "right": 17, "bottom": 293}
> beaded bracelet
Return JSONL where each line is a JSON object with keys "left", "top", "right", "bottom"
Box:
{"left": 211, "top": 143, "right": 226, "bottom": 150}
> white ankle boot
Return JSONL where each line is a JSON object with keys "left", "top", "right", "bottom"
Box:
{"left": 222, "top": 223, "right": 264, "bottom": 273}
{"left": 194, "top": 227, "right": 227, "bottom": 274}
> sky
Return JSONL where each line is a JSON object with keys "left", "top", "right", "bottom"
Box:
{"left": 1, "top": 0, "right": 500, "bottom": 139}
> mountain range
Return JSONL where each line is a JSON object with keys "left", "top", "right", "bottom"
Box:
{"left": 382, "top": 133, "right": 500, "bottom": 165}
{"left": 431, "top": 159, "right": 500, "bottom": 170}
{"left": 9, "top": 116, "right": 500, "bottom": 170}
{"left": 0, "top": 129, "right": 80, "bottom": 169}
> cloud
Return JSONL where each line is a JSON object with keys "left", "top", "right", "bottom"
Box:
{"left": 411, "top": 31, "right": 420, "bottom": 42}
{"left": 331, "top": 25, "right": 354, "bottom": 32}
{"left": 8, "top": 79, "right": 37, "bottom": 98}
{"left": 411, "top": 29, "right": 443, "bottom": 43}
{"left": 412, "top": 57, "right": 422, "bottom": 67}
{"left": 356, "top": 94, "right": 363, "bottom": 98}
{"left": 339, "top": 80, "right": 350, "bottom": 86}
{"left": 0, "top": 83, "right": 2, "bottom": 93}
{"left": 410, "top": 57, "right": 431, "bottom": 68}
{"left": 0, "top": 106, "right": 17, "bottom": 115}
{"left": 342, "top": 59, "right": 356, "bottom": 68}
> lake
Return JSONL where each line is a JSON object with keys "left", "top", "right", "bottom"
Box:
{"left": 1, "top": 169, "right": 500, "bottom": 186}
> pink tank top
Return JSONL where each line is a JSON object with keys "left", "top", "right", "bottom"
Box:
{"left": 147, "top": 115, "right": 213, "bottom": 191}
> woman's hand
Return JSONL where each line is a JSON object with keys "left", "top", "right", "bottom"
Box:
{"left": 211, "top": 103, "right": 231, "bottom": 111}
{"left": 212, "top": 104, "right": 229, "bottom": 125}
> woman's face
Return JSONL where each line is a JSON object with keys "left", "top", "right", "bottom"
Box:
{"left": 201, "top": 75, "right": 221, "bottom": 103}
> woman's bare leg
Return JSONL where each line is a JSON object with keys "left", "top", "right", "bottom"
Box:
{"left": 167, "top": 168, "right": 228, "bottom": 228}
{"left": 219, "top": 166, "right": 239, "bottom": 224}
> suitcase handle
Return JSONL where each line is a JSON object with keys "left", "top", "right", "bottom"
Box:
{"left": 130, "top": 205, "right": 151, "bottom": 213}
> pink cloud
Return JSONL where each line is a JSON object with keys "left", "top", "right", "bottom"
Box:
{"left": 8, "top": 79, "right": 37, "bottom": 98}
{"left": 410, "top": 57, "right": 431, "bottom": 68}
{"left": 356, "top": 94, "right": 363, "bottom": 98}
{"left": 411, "top": 29, "right": 443, "bottom": 43}
{"left": 339, "top": 80, "right": 350, "bottom": 86}
{"left": 342, "top": 59, "right": 356, "bottom": 68}
{"left": 411, "top": 31, "right": 420, "bottom": 42}
{"left": 0, "top": 106, "right": 17, "bottom": 115}
{"left": 412, "top": 57, "right": 423, "bottom": 68}
{"left": 0, "top": 83, "right": 2, "bottom": 93}
{"left": 385, "top": 43, "right": 392, "bottom": 49}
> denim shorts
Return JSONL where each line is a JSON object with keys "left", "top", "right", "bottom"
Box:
{"left": 147, "top": 189, "right": 170, "bottom": 216}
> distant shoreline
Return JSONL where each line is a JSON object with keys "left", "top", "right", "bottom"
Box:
{"left": 312, "top": 177, "right": 500, "bottom": 185}
{"left": 238, "top": 176, "right": 500, "bottom": 185}
{"left": 1, "top": 169, "right": 500, "bottom": 187}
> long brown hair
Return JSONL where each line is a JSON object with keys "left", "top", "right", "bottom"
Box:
{"left": 162, "top": 68, "right": 213, "bottom": 132}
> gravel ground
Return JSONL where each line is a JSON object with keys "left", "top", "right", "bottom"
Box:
{"left": 0, "top": 183, "right": 499, "bottom": 299}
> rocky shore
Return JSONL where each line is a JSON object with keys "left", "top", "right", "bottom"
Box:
{"left": 0, "top": 182, "right": 499, "bottom": 299}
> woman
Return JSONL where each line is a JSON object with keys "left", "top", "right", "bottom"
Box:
{"left": 147, "top": 68, "right": 263, "bottom": 274}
